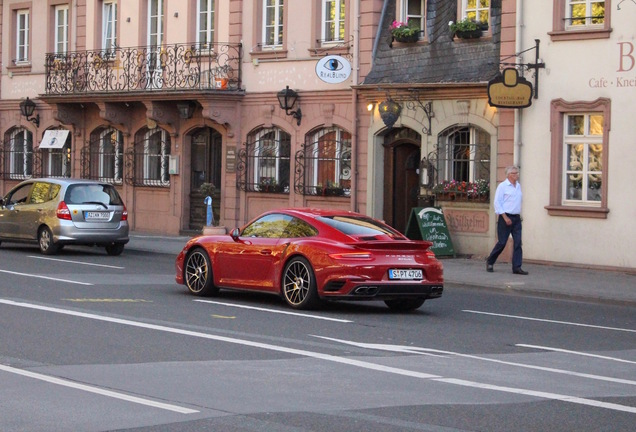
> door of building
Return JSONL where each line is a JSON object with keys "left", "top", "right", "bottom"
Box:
{"left": 383, "top": 129, "right": 421, "bottom": 233}
{"left": 189, "top": 128, "right": 222, "bottom": 230}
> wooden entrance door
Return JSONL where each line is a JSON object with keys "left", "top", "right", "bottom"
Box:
{"left": 383, "top": 139, "right": 420, "bottom": 234}
{"left": 189, "top": 128, "right": 222, "bottom": 230}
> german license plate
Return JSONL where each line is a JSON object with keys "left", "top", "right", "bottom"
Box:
{"left": 388, "top": 269, "right": 423, "bottom": 280}
{"left": 85, "top": 211, "right": 109, "bottom": 221}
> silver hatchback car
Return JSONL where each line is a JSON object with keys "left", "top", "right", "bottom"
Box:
{"left": 0, "top": 178, "right": 129, "bottom": 255}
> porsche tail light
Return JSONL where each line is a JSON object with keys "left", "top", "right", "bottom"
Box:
{"left": 121, "top": 204, "right": 128, "bottom": 221}
{"left": 56, "top": 201, "right": 72, "bottom": 220}
{"left": 329, "top": 252, "right": 373, "bottom": 260}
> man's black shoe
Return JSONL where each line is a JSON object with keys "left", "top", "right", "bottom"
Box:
{"left": 513, "top": 268, "right": 529, "bottom": 275}
{"left": 486, "top": 264, "right": 494, "bottom": 272}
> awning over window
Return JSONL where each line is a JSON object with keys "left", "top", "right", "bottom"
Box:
{"left": 39, "top": 130, "right": 70, "bottom": 149}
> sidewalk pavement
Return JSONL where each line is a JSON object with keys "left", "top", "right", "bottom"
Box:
{"left": 128, "top": 232, "right": 636, "bottom": 307}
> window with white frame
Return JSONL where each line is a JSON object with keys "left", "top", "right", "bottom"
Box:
{"left": 263, "top": 0, "right": 284, "bottom": 47}
{"left": 322, "top": 0, "right": 345, "bottom": 43}
{"left": 9, "top": 128, "right": 33, "bottom": 179}
{"left": 102, "top": 1, "right": 117, "bottom": 51}
{"left": 142, "top": 128, "right": 170, "bottom": 186}
{"left": 54, "top": 5, "right": 69, "bottom": 55}
{"left": 548, "top": 98, "right": 609, "bottom": 218}
{"left": 16, "top": 9, "right": 30, "bottom": 63}
{"left": 462, "top": 0, "right": 490, "bottom": 25}
{"left": 402, "top": 0, "right": 425, "bottom": 36}
{"left": 197, "top": 0, "right": 215, "bottom": 47}
{"left": 247, "top": 127, "right": 290, "bottom": 192}
{"left": 566, "top": 0, "right": 605, "bottom": 28}
{"left": 305, "top": 127, "right": 351, "bottom": 196}
{"left": 563, "top": 113, "right": 603, "bottom": 203}
{"left": 94, "top": 128, "right": 123, "bottom": 183}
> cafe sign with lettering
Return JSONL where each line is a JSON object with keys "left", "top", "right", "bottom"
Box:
{"left": 487, "top": 68, "right": 533, "bottom": 109}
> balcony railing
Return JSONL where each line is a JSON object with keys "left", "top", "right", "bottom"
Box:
{"left": 45, "top": 42, "right": 242, "bottom": 95}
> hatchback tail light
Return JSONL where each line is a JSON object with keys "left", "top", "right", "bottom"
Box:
{"left": 121, "top": 204, "right": 128, "bottom": 221}
{"left": 56, "top": 201, "right": 72, "bottom": 220}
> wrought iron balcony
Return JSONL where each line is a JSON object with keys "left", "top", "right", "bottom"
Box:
{"left": 45, "top": 42, "right": 242, "bottom": 95}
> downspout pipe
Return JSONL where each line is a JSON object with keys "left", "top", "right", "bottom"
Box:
{"left": 351, "top": 0, "right": 361, "bottom": 212}
{"left": 514, "top": 0, "right": 523, "bottom": 169}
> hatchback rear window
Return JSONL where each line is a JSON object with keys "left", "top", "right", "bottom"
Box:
{"left": 65, "top": 184, "right": 123, "bottom": 205}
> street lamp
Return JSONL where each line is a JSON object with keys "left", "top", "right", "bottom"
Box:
{"left": 277, "top": 85, "right": 302, "bottom": 125}
{"left": 19, "top": 97, "right": 40, "bottom": 127}
{"left": 177, "top": 101, "right": 195, "bottom": 119}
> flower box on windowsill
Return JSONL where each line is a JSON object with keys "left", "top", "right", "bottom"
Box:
{"left": 455, "top": 29, "right": 483, "bottom": 40}
{"left": 435, "top": 193, "right": 489, "bottom": 202}
{"left": 393, "top": 33, "right": 420, "bottom": 43}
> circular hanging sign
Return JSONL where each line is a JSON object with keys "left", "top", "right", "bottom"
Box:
{"left": 315, "top": 55, "right": 352, "bottom": 84}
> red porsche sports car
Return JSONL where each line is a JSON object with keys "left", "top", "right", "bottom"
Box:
{"left": 175, "top": 208, "right": 443, "bottom": 311}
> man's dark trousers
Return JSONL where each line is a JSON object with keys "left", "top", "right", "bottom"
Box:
{"left": 487, "top": 214, "right": 522, "bottom": 269}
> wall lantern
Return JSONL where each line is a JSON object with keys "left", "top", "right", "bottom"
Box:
{"left": 177, "top": 101, "right": 195, "bottom": 119}
{"left": 378, "top": 98, "right": 401, "bottom": 129}
{"left": 277, "top": 85, "right": 302, "bottom": 125}
{"left": 19, "top": 97, "right": 40, "bottom": 127}
{"left": 420, "top": 157, "right": 433, "bottom": 188}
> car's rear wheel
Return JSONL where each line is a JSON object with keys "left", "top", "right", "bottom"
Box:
{"left": 184, "top": 248, "right": 219, "bottom": 296}
{"left": 282, "top": 257, "right": 319, "bottom": 310}
{"left": 105, "top": 243, "right": 125, "bottom": 256}
{"left": 38, "top": 227, "right": 60, "bottom": 255}
{"left": 384, "top": 298, "right": 426, "bottom": 312}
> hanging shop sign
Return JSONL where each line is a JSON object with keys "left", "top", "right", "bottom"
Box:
{"left": 39, "top": 129, "right": 70, "bottom": 149}
{"left": 315, "top": 55, "right": 352, "bottom": 84}
{"left": 487, "top": 68, "right": 533, "bottom": 108}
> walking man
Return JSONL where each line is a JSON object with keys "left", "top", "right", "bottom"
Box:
{"left": 486, "top": 166, "right": 528, "bottom": 275}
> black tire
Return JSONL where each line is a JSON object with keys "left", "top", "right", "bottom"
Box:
{"left": 384, "top": 298, "right": 426, "bottom": 312}
{"left": 184, "top": 248, "right": 219, "bottom": 296}
{"left": 282, "top": 257, "right": 319, "bottom": 310}
{"left": 38, "top": 227, "right": 60, "bottom": 255}
{"left": 105, "top": 243, "right": 125, "bottom": 256}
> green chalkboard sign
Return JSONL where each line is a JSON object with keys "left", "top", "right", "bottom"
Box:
{"left": 405, "top": 207, "right": 455, "bottom": 256}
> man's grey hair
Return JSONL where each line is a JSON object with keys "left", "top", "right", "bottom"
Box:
{"left": 506, "top": 166, "right": 520, "bottom": 175}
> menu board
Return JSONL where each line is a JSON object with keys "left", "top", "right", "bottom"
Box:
{"left": 405, "top": 207, "right": 455, "bottom": 257}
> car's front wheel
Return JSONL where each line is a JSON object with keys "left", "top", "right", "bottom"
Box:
{"left": 184, "top": 248, "right": 219, "bottom": 296}
{"left": 384, "top": 298, "right": 426, "bottom": 312}
{"left": 282, "top": 257, "right": 319, "bottom": 310}
{"left": 38, "top": 227, "right": 60, "bottom": 255}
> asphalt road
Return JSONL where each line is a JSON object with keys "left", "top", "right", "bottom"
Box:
{"left": 1, "top": 243, "right": 635, "bottom": 432}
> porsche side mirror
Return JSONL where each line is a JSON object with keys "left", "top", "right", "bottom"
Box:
{"left": 231, "top": 228, "right": 240, "bottom": 241}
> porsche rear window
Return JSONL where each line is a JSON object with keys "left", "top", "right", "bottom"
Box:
{"left": 318, "top": 216, "right": 400, "bottom": 237}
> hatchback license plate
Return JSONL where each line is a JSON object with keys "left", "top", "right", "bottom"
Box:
{"left": 85, "top": 211, "right": 109, "bottom": 221}
{"left": 388, "top": 269, "right": 423, "bottom": 280}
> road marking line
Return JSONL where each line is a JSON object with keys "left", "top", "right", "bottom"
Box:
{"left": 63, "top": 299, "right": 153, "bottom": 303}
{"left": 314, "top": 337, "right": 636, "bottom": 387}
{"left": 516, "top": 344, "right": 636, "bottom": 364}
{"left": 435, "top": 378, "right": 636, "bottom": 414}
{"left": 463, "top": 310, "right": 636, "bottom": 333}
{"left": 194, "top": 299, "right": 353, "bottom": 323}
{"left": 0, "top": 270, "right": 93, "bottom": 286}
{"left": 29, "top": 255, "right": 125, "bottom": 269}
{"left": 0, "top": 364, "right": 198, "bottom": 414}
{"left": 3, "top": 299, "right": 635, "bottom": 414}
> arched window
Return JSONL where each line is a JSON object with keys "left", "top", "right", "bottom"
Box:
{"left": 437, "top": 125, "right": 489, "bottom": 183}
{"left": 130, "top": 127, "right": 170, "bottom": 187}
{"left": 85, "top": 127, "right": 123, "bottom": 183}
{"left": 301, "top": 126, "right": 351, "bottom": 196}
{"left": 238, "top": 127, "right": 290, "bottom": 193}
{"left": 5, "top": 128, "right": 33, "bottom": 180}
